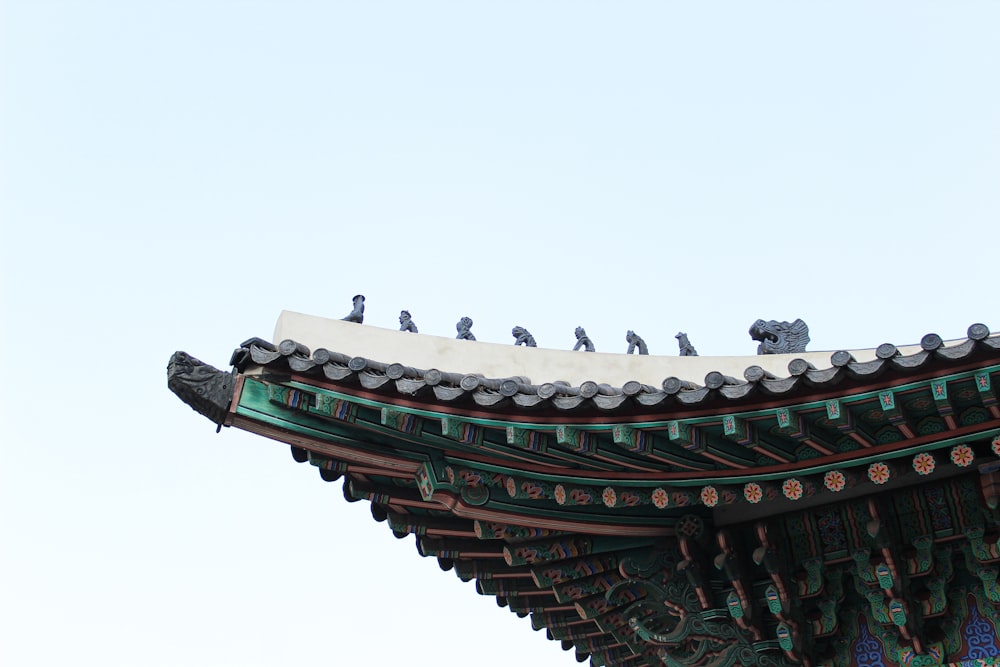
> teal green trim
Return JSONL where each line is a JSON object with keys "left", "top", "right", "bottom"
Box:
{"left": 281, "top": 364, "right": 1000, "bottom": 432}
{"left": 243, "top": 375, "right": 1000, "bottom": 489}
{"left": 441, "top": 429, "right": 1000, "bottom": 488}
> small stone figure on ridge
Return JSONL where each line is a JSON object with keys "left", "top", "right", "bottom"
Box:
{"left": 573, "top": 327, "right": 595, "bottom": 352}
{"left": 399, "top": 310, "right": 418, "bottom": 333}
{"left": 342, "top": 295, "right": 365, "bottom": 323}
{"left": 625, "top": 330, "right": 648, "bottom": 355}
{"left": 456, "top": 317, "right": 476, "bottom": 341}
{"left": 749, "top": 319, "right": 810, "bottom": 355}
{"left": 512, "top": 326, "right": 537, "bottom": 347}
{"left": 676, "top": 332, "right": 698, "bottom": 356}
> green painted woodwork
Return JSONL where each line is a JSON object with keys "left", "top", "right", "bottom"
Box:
{"left": 797, "top": 559, "right": 824, "bottom": 597}
{"left": 530, "top": 554, "right": 621, "bottom": 587}
{"left": 725, "top": 590, "right": 744, "bottom": 618}
{"left": 504, "top": 536, "right": 653, "bottom": 567}
{"left": 313, "top": 394, "right": 354, "bottom": 421}
{"left": 556, "top": 425, "right": 597, "bottom": 455}
{"left": 237, "top": 374, "right": 1000, "bottom": 532}
{"left": 441, "top": 416, "right": 481, "bottom": 445}
{"left": 381, "top": 406, "right": 417, "bottom": 433}
{"left": 553, "top": 571, "right": 623, "bottom": 603}
{"left": 474, "top": 521, "right": 563, "bottom": 540}
{"left": 611, "top": 425, "right": 650, "bottom": 454}
{"left": 667, "top": 420, "right": 699, "bottom": 451}
{"left": 506, "top": 425, "right": 548, "bottom": 453}
{"left": 267, "top": 384, "right": 313, "bottom": 411}
{"left": 932, "top": 379, "right": 949, "bottom": 401}
{"left": 721, "top": 415, "right": 751, "bottom": 446}
{"left": 307, "top": 452, "right": 348, "bottom": 475}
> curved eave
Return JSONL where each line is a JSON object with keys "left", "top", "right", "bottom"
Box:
{"left": 237, "top": 316, "right": 1000, "bottom": 422}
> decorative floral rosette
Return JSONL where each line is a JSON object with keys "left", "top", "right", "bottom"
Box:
{"left": 506, "top": 476, "right": 518, "bottom": 497}
{"left": 992, "top": 435, "right": 1000, "bottom": 457}
{"left": 651, "top": 488, "right": 669, "bottom": 509}
{"left": 782, "top": 478, "right": 803, "bottom": 500}
{"left": 602, "top": 487, "right": 617, "bottom": 508}
{"left": 951, "top": 444, "right": 975, "bottom": 467}
{"left": 868, "top": 462, "right": 891, "bottom": 485}
{"left": 554, "top": 484, "right": 567, "bottom": 505}
{"left": 700, "top": 485, "right": 719, "bottom": 507}
{"left": 743, "top": 482, "right": 763, "bottom": 504}
{"left": 912, "top": 452, "right": 935, "bottom": 476}
{"left": 824, "top": 470, "right": 846, "bottom": 492}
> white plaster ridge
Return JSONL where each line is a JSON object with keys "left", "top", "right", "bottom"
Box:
{"left": 273, "top": 310, "right": 933, "bottom": 388}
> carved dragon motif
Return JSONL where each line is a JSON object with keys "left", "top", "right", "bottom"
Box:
{"left": 167, "top": 351, "right": 235, "bottom": 426}
{"left": 606, "top": 553, "right": 793, "bottom": 667}
{"left": 749, "top": 319, "right": 810, "bottom": 355}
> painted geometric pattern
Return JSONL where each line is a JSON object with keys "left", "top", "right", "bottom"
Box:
{"left": 962, "top": 597, "right": 1000, "bottom": 661}
{"left": 854, "top": 617, "right": 886, "bottom": 667}
{"left": 816, "top": 508, "right": 848, "bottom": 555}
{"left": 925, "top": 485, "right": 954, "bottom": 534}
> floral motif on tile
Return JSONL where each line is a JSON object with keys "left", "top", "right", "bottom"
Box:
{"left": 602, "top": 487, "right": 617, "bottom": 508}
{"left": 652, "top": 488, "right": 669, "bottom": 509}
{"left": 782, "top": 478, "right": 803, "bottom": 500}
{"left": 824, "top": 470, "right": 846, "bottom": 492}
{"left": 952, "top": 443, "right": 975, "bottom": 467}
{"left": 868, "top": 462, "right": 891, "bottom": 485}
{"left": 912, "top": 452, "right": 936, "bottom": 476}
{"left": 700, "top": 485, "right": 719, "bottom": 507}
{"left": 744, "top": 482, "right": 763, "bottom": 504}
{"left": 618, "top": 490, "right": 641, "bottom": 507}
{"left": 554, "top": 484, "right": 567, "bottom": 505}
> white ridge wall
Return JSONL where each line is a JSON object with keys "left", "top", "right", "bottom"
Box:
{"left": 273, "top": 310, "right": 928, "bottom": 387}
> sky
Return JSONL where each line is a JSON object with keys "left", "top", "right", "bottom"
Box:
{"left": 1, "top": 2, "right": 998, "bottom": 666}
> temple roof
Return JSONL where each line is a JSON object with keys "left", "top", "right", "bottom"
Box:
{"left": 168, "top": 312, "right": 1000, "bottom": 667}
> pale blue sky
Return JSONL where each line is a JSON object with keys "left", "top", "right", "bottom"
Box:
{"left": 2, "top": 2, "right": 998, "bottom": 666}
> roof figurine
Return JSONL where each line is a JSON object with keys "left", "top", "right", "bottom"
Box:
{"left": 749, "top": 318, "right": 810, "bottom": 355}
{"left": 676, "top": 332, "right": 698, "bottom": 356}
{"left": 341, "top": 294, "right": 365, "bottom": 323}
{"left": 456, "top": 317, "right": 476, "bottom": 341}
{"left": 572, "top": 326, "right": 595, "bottom": 352}
{"left": 625, "top": 330, "right": 648, "bottom": 355}
{"left": 399, "top": 310, "right": 418, "bottom": 333}
{"left": 511, "top": 326, "right": 536, "bottom": 347}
